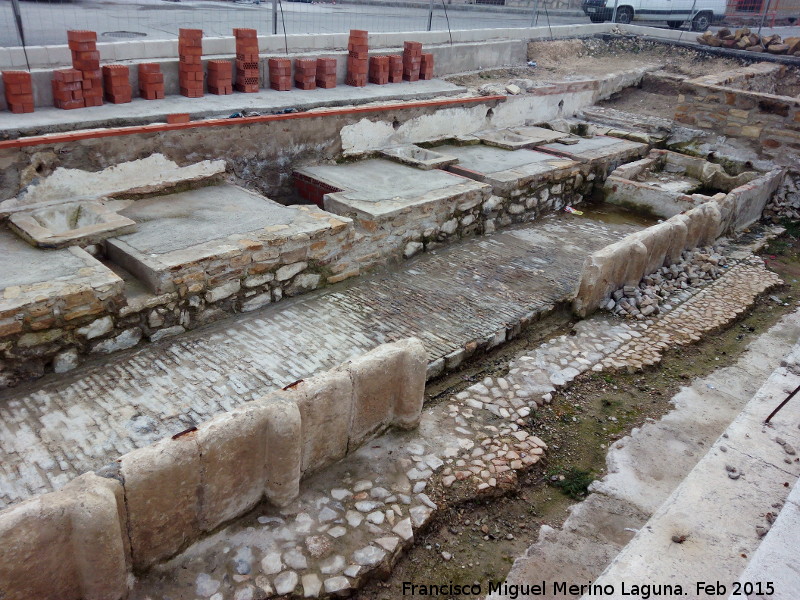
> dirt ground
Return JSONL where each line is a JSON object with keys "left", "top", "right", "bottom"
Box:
{"left": 446, "top": 38, "right": 745, "bottom": 89}
{"left": 597, "top": 86, "right": 678, "bottom": 118}
{"left": 352, "top": 227, "right": 800, "bottom": 600}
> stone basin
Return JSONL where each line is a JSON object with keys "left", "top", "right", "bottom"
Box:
{"left": 8, "top": 200, "right": 136, "bottom": 249}
{"left": 378, "top": 144, "right": 458, "bottom": 170}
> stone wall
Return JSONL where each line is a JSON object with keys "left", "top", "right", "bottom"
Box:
{"left": 0, "top": 209, "right": 356, "bottom": 388}
{"left": 573, "top": 168, "right": 785, "bottom": 317}
{"left": 675, "top": 63, "right": 800, "bottom": 165}
{"left": 0, "top": 338, "right": 426, "bottom": 599}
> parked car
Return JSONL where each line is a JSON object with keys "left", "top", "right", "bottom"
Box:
{"left": 582, "top": 0, "right": 727, "bottom": 31}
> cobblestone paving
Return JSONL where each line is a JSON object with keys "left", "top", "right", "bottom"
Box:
{"left": 0, "top": 215, "right": 641, "bottom": 509}
{"left": 131, "top": 251, "right": 782, "bottom": 600}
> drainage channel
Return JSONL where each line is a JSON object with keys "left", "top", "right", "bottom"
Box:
{"left": 351, "top": 233, "right": 800, "bottom": 600}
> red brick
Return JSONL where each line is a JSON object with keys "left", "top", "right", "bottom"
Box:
{"left": 138, "top": 72, "right": 164, "bottom": 84}
{"left": 168, "top": 113, "right": 191, "bottom": 124}
{"left": 140, "top": 88, "right": 165, "bottom": 100}
{"left": 179, "top": 28, "right": 203, "bottom": 42}
{"left": 3, "top": 71, "right": 32, "bottom": 85}
{"left": 138, "top": 63, "right": 160, "bottom": 74}
{"left": 67, "top": 30, "right": 97, "bottom": 43}
{"left": 208, "top": 84, "right": 233, "bottom": 95}
{"left": 233, "top": 28, "right": 257, "bottom": 38}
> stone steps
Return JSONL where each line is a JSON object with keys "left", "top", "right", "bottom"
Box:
{"left": 588, "top": 336, "right": 800, "bottom": 599}
{"left": 491, "top": 307, "right": 800, "bottom": 600}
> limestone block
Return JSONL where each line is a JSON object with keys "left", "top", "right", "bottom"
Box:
{"left": 684, "top": 202, "right": 721, "bottom": 248}
{"left": 196, "top": 403, "right": 270, "bottom": 531}
{"left": 663, "top": 216, "right": 689, "bottom": 265}
{"left": 264, "top": 394, "right": 302, "bottom": 507}
{"left": 288, "top": 369, "right": 353, "bottom": 476}
{"left": 713, "top": 193, "right": 736, "bottom": 237}
{"left": 343, "top": 339, "right": 426, "bottom": 450}
{"left": 621, "top": 238, "right": 649, "bottom": 287}
{"left": 0, "top": 473, "right": 128, "bottom": 600}
{"left": 120, "top": 433, "right": 202, "bottom": 569}
{"left": 391, "top": 337, "right": 427, "bottom": 430}
{"left": 632, "top": 222, "right": 672, "bottom": 276}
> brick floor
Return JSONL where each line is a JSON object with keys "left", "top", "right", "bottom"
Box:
{"left": 0, "top": 215, "right": 641, "bottom": 509}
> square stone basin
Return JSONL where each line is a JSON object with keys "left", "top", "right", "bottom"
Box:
{"left": 8, "top": 201, "right": 137, "bottom": 249}
{"left": 378, "top": 144, "right": 459, "bottom": 170}
{"left": 474, "top": 126, "right": 568, "bottom": 150}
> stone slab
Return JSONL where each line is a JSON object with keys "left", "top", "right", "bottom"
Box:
{"left": 538, "top": 135, "right": 648, "bottom": 164}
{"left": 297, "top": 159, "right": 491, "bottom": 220}
{"left": 105, "top": 184, "right": 346, "bottom": 293}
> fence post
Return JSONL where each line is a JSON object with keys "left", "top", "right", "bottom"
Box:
{"left": 531, "top": 0, "right": 540, "bottom": 26}
{"left": 757, "top": 0, "right": 772, "bottom": 38}
{"left": 272, "top": 0, "right": 278, "bottom": 35}
{"left": 611, "top": 0, "right": 620, "bottom": 23}
{"left": 427, "top": 0, "right": 434, "bottom": 31}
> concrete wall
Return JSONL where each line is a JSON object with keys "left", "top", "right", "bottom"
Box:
{"left": 0, "top": 338, "right": 426, "bottom": 597}
{"left": 573, "top": 167, "right": 785, "bottom": 317}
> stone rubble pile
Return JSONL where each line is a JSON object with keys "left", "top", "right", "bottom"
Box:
{"left": 764, "top": 172, "right": 800, "bottom": 223}
{"left": 696, "top": 27, "right": 800, "bottom": 55}
{"left": 604, "top": 246, "right": 730, "bottom": 319}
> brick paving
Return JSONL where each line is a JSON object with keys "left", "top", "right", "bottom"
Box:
{"left": 0, "top": 215, "right": 641, "bottom": 509}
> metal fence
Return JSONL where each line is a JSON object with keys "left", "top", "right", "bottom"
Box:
{"left": 0, "top": 0, "right": 582, "bottom": 47}
{"left": 1, "top": 0, "right": 795, "bottom": 48}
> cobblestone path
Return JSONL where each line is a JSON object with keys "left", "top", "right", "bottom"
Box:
{"left": 0, "top": 215, "right": 641, "bottom": 509}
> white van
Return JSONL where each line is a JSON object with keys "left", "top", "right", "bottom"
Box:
{"left": 581, "top": 0, "right": 727, "bottom": 31}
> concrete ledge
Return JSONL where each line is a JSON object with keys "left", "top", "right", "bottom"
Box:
{"left": 0, "top": 337, "right": 427, "bottom": 595}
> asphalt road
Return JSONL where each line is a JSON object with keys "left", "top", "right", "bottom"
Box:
{"left": 0, "top": 0, "right": 586, "bottom": 46}
{"left": 1, "top": 0, "right": 796, "bottom": 50}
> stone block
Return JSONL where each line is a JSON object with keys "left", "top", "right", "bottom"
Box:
{"left": 287, "top": 369, "right": 353, "bottom": 476}
{"left": 263, "top": 394, "right": 302, "bottom": 507}
{"left": 196, "top": 403, "right": 270, "bottom": 531}
{"left": 120, "top": 433, "right": 202, "bottom": 569}
{"left": 342, "top": 338, "right": 427, "bottom": 450}
{"left": 663, "top": 216, "right": 689, "bottom": 265}
{"left": 0, "top": 473, "right": 128, "bottom": 600}
{"left": 391, "top": 337, "right": 427, "bottom": 430}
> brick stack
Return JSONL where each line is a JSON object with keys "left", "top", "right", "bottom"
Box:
{"left": 207, "top": 60, "right": 233, "bottom": 95}
{"left": 388, "top": 55, "right": 403, "bottom": 83}
{"left": 102, "top": 65, "right": 131, "bottom": 104}
{"left": 368, "top": 56, "right": 389, "bottom": 85}
{"left": 420, "top": 53, "right": 434, "bottom": 80}
{"left": 138, "top": 63, "right": 165, "bottom": 100}
{"left": 294, "top": 58, "right": 317, "bottom": 90}
{"left": 268, "top": 58, "right": 291, "bottom": 91}
{"left": 2, "top": 71, "right": 34, "bottom": 113}
{"left": 178, "top": 28, "right": 204, "bottom": 98}
{"left": 316, "top": 58, "right": 336, "bottom": 89}
{"left": 51, "top": 68, "right": 84, "bottom": 110}
{"left": 346, "top": 29, "right": 368, "bottom": 87}
{"left": 68, "top": 30, "right": 102, "bottom": 107}
{"left": 234, "top": 28, "right": 259, "bottom": 93}
{"left": 402, "top": 41, "right": 422, "bottom": 82}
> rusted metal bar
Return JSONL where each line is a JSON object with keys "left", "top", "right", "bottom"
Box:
{"left": 765, "top": 382, "right": 800, "bottom": 424}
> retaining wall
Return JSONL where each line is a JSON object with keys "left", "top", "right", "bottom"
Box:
{"left": 574, "top": 168, "right": 786, "bottom": 317}
{"left": 0, "top": 337, "right": 426, "bottom": 599}
{"left": 675, "top": 63, "right": 800, "bottom": 166}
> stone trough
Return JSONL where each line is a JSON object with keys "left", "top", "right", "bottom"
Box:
{"left": 603, "top": 149, "right": 761, "bottom": 218}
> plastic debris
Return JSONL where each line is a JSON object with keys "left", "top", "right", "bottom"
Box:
{"left": 564, "top": 206, "right": 583, "bottom": 215}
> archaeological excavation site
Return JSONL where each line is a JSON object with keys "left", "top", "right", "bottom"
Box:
{"left": 0, "top": 9, "right": 799, "bottom": 600}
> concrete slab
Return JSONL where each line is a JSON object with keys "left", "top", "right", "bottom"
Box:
{"left": 0, "top": 154, "right": 226, "bottom": 216}
{"left": 0, "top": 227, "right": 108, "bottom": 289}
{"left": 0, "top": 80, "right": 466, "bottom": 137}
{"left": 105, "top": 184, "right": 346, "bottom": 294}
{"left": 433, "top": 144, "right": 582, "bottom": 198}
{"left": 296, "top": 159, "right": 491, "bottom": 220}
{"left": 589, "top": 346, "right": 800, "bottom": 599}
{"left": 538, "top": 135, "right": 649, "bottom": 181}
{"left": 475, "top": 126, "right": 568, "bottom": 149}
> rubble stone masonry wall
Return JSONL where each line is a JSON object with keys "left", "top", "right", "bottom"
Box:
{"left": 0, "top": 338, "right": 426, "bottom": 600}
{"left": 675, "top": 63, "right": 800, "bottom": 164}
